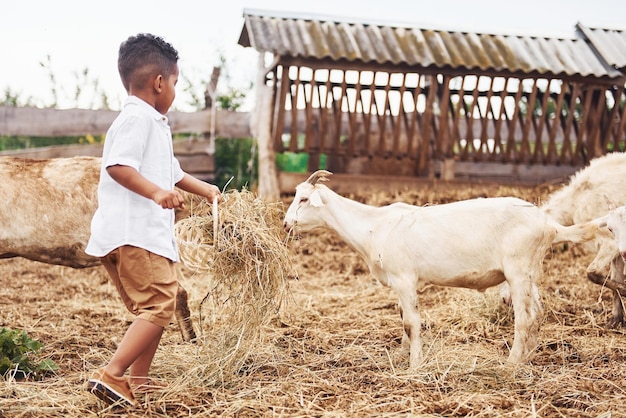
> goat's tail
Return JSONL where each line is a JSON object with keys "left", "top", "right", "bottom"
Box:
{"left": 551, "top": 220, "right": 599, "bottom": 245}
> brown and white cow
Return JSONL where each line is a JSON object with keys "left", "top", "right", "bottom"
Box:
{"left": 0, "top": 155, "right": 197, "bottom": 341}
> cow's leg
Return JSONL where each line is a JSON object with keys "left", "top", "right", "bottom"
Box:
{"left": 175, "top": 282, "right": 197, "bottom": 342}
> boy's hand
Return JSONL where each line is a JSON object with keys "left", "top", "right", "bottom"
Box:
{"left": 205, "top": 184, "right": 222, "bottom": 204}
{"left": 152, "top": 189, "right": 186, "bottom": 209}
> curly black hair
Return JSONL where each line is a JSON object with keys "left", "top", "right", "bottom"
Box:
{"left": 117, "top": 33, "right": 179, "bottom": 92}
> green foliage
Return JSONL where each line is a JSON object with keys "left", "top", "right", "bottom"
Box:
{"left": 0, "top": 135, "right": 104, "bottom": 152}
{"left": 2, "top": 51, "right": 249, "bottom": 111}
{"left": 1, "top": 87, "right": 36, "bottom": 107}
{"left": 276, "top": 152, "right": 327, "bottom": 172}
{"left": 1, "top": 88, "right": 19, "bottom": 107}
{"left": 216, "top": 87, "right": 248, "bottom": 111}
{"left": 39, "top": 54, "right": 58, "bottom": 108}
{"left": 213, "top": 52, "right": 251, "bottom": 112}
{"left": 178, "top": 72, "right": 206, "bottom": 111}
{"left": 37, "top": 55, "right": 112, "bottom": 109}
{"left": 0, "top": 328, "right": 58, "bottom": 380}
{"left": 214, "top": 137, "right": 257, "bottom": 191}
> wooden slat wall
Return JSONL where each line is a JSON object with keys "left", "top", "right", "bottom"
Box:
{"left": 272, "top": 65, "right": 626, "bottom": 178}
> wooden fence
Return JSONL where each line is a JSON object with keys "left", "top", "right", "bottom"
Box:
{"left": 0, "top": 106, "right": 251, "bottom": 181}
{"left": 0, "top": 104, "right": 587, "bottom": 197}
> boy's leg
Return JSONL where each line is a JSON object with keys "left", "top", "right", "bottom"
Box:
{"left": 105, "top": 318, "right": 164, "bottom": 378}
{"left": 95, "top": 246, "right": 177, "bottom": 380}
{"left": 87, "top": 319, "right": 162, "bottom": 406}
{"left": 129, "top": 323, "right": 164, "bottom": 385}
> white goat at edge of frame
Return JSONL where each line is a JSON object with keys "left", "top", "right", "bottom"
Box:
{"left": 498, "top": 152, "right": 626, "bottom": 328}
{"left": 592, "top": 206, "right": 626, "bottom": 276}
{"left": 283, "top": 170, "right": 600, "bottom": 368}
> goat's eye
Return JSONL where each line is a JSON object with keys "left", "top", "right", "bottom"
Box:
{"left": 300, "top": 197, "right": 309, "bottom": 204}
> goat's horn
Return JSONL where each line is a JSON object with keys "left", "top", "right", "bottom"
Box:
{"left": 306, "top": 170, "right": 333, "bottom": 185}
{"left": 604, "top": 194, "right": 617, "bottom": 211}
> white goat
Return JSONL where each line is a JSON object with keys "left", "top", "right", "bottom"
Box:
{"left": 499, "top": 152, "right": 626, "bottom": 327}
{"left": 592, "top": 206, "right": 626, "bottom": 279}
{"left": 283, "top": 170, "right": 599, "bottom": 367}
{"left": 0, "top": 156, "right": 197, "bottom": 341}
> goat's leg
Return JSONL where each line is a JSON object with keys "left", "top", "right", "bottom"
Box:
{"left": 607, "top": 258, "right": 625, "bottom": 328}
{"left": 175, "top": 282, "right": 197, "bottom": 342}
{"left": 505, "top": 267, "right": 543, "bottom": 364}
{"left": 587, "top": 265, "right": 626, "bottom": 298}
{"left": 398, "top": 302, "right": 410, "bottom": 349}
{"left": 585, "top": 242, "right": 626, "bottom": 326}
{"left": 396, "top": 289, "right": 422, "bottom": 368}
{"left": 497, "top": 282, "right": 512, "bottom": 306}
{"left": 497, "top": 281, "right": 539, "bottom": 308}
{"left": 586, "top": 239, "right": 618, "bottom": 289}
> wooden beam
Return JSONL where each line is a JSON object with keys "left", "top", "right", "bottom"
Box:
{"left": 255, "top": 56, "right": 280, "bottom": 201}
{"left": 277, "top": 164, "right": 583, "bottom": 196}
{"left": 0, "top": 106, "right": 251, "bottom": 138}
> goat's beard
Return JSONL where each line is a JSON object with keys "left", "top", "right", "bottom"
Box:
{"left": 284, "top": 227, "right": 302, "bottom": 241}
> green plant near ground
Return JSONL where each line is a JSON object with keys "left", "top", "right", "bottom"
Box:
{"left": 0, "top": 328, "right": 58, "bottom": 380}
{"left": 214, "top": 137, "right": 258, "bottom": 191}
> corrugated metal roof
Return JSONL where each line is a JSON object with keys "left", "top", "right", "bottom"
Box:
{"left": 238, "top": 9, "right": 624, "bottom": 80}
{"left": 576, "top": 23, "right": 626, "bottom": 71}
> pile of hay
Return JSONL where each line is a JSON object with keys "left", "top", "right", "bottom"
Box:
{"left": 174, "top": 189, "right": 292, "bottom": 385}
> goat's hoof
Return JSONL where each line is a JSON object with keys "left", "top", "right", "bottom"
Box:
{"left": 587, "top": 271, "right": 605, "bottom": 285}
{"left": 606, "top": 317, "right": 625, "bottom": 329}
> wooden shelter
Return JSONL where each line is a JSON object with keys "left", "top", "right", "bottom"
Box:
{"left": 238, "top": 10, "right": 626, "bottom": 198}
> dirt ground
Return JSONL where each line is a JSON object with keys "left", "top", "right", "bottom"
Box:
{"left": 1, "top": 182, "right": 626, "bottom": 417}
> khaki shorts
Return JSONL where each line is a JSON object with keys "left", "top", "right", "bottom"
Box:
{"left": 101, "top": 245, "right": 178, "bottom": 328}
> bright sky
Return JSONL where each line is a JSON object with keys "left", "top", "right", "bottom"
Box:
{"left": 3, "top": 0, "right": 625, "bottom": 112}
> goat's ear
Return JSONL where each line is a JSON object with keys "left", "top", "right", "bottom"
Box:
{"left": 309, "top": 189, "right": 325, "bottom": 207}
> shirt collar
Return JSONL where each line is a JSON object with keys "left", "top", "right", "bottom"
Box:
{"left": 124, "top": 95, "right": 168, "bottom": 123}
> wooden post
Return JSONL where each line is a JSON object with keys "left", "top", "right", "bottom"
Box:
{"left": 204, "top": 66, "right": 221, "bottom": 109}
{"left": 253, "top": 54, "right": 280, "bottom": 201}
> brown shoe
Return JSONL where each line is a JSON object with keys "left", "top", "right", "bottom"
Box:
{"left": 87, "top": 368, "right": 136, "bottom": 406}
{"left": 131, "top": 378, "right": 168, "bottom": 394}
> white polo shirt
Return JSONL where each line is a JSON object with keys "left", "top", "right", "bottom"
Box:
{"left": 86, "top": 96, "right": 185, "bottom": 262}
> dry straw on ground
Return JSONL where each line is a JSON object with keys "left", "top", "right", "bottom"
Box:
{"left": 174, "top": 189, "right": 292, "bottom": 385}
{"left": 1, "top": 182, "right": 626, "bottom": 417}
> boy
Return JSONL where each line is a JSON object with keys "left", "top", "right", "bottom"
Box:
{"left": 85, "top": 33, "right": 221, "bottom": 406}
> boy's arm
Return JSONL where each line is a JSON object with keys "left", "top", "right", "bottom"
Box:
{"left": 107, "top": 164, "right": 185, "bottom": 209}
{"left": 176, "top": 173, "right": 221, "bottom": 204}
